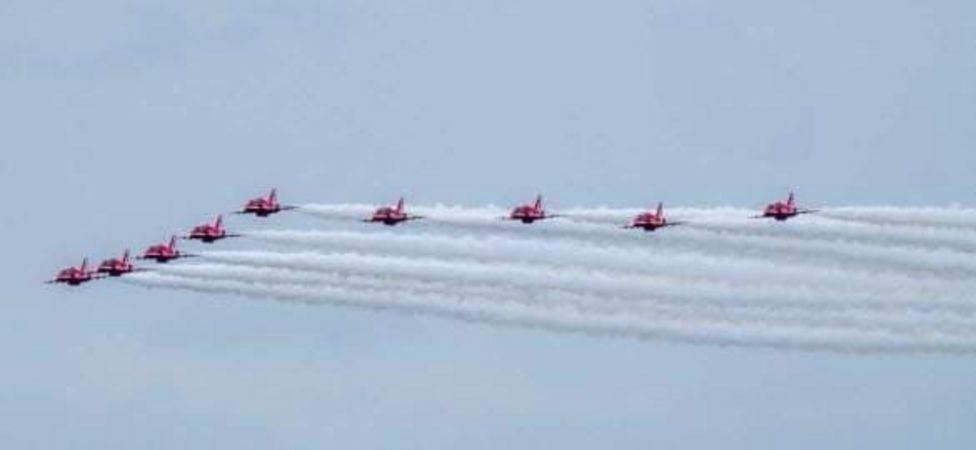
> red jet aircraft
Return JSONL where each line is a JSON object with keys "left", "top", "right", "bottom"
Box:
{"left": 236, "top": 188, "right": 296, "bottom": 217}
{"left": 753, "top": 192, "right": 817, "bottom": 221}
{"left": 624, "top": 202, "right": 683, "bottom": 231}
{"left": 364, "top": 197, "right": 423, "bottom": 226}
{"left": 140, "top": 236, "right": 195, "bottom": 263}
{"left": 507, "top": 195, "right": 559, "bottom": 224}
{"left": 97, "top": 249, "right": 143, "bottom": 277}
{"left": 47, "top": 258, "right": 100, "bottom": 285}
{"left": 186, "top": 215, "right": 241, "bottom": 243}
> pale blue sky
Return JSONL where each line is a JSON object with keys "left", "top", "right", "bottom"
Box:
{"left": 2, "top": 1, "right": 975, "bottom": 448}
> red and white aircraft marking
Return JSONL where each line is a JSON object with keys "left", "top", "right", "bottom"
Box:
{"left": 237, "top": 188, "right": 296, "bottom": 217}
{"left": 624, "top": 202, "right": 683, "bottom": 231}
{"left": 96, "top": 249, "right": 145, "bottom": 277}
{"left": 47, "top": 258, "right": 101, "bottom": 285}
{"left": 364, "top": 197, "right": 424, "bottom": 226}
{"left": 140, "top": 236, "right": 195, "bottom": 263}
{"left": 186, "top": 215, "right": 241, "bottom": 243}
{"left": 753, "top": 192, "right": 817, "bottom": 221}
{"left": 506, "top": 195, "right": 559, "bottom": 224}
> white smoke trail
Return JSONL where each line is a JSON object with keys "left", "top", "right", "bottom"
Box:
{"left": 554, "top": 205, "right": 976, "bottom": 232}
{"left": 196, "top": 202, "right": 976, "bottom": 353}
{"left": 560, "top": 206, "right": 753, "bottom": 225}
{"left": 664, "top": 226, "right": 976, "bottom": 279}
{"left": 246, "top": 229, "right": 976, "bottom": 299}
{"left": 124, "top": 271, "right": 976, "bottom": 354}
{"left": 564, "top": 207, "right": 976, "bottom": 253}
{"left": 152, "top": 262, "right": 976, "bottom": 338}
{"left": 302, "top": 203, "right": 976, "bottom": 278}
{"left": 303, "top": 202, "right": 976, "bottom": 230}
{"left": 819, "top": 206, "right": 976, "bottom": 230}
{"left": 297, "top": 203, "right": 376, "bottom": 222}
{"left": 299, "top": 203, "right": 512, "bottom": 224}
{"left": 562, "top": 222, "right": 976, "bottom": 280}
{"left": 194, "top": 249, "right": 976, "bottom": 315}
{"left": 683, "top": 215, "right": 976, "bottom": 253}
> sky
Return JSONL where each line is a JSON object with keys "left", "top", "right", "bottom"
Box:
{"left": 2, "top": 0, "right": 975, "bottom": 448}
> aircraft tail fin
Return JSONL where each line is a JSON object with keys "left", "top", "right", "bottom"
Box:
{"left": 396, "top": 197, "right": 404, "bottom": 213}
{"left": 269, "top": 188, "right": 277, "bottom": 203}
{"left": 81, "top": 257, "right": 88, "bottom": 272}
{"left": 169, "top": 235, "right": 177, "bottom": 250}
{"left": 787, "top": 191, "right": 795, "bottom": 207}
{"left": 122, "top": 249, "right": 130, "bottom": 264}
{"left": 215, "top": 214, "right": 223, "bottom": 229}
{"left": 656, "top": 202, "right": 664, "bottom": 217}
{"left": 534, "top": 195, "right": 543, "bottom": 210}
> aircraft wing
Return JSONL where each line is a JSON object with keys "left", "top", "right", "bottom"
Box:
{"left": 233, "top": 205, "right": 298, "bottom": 214}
